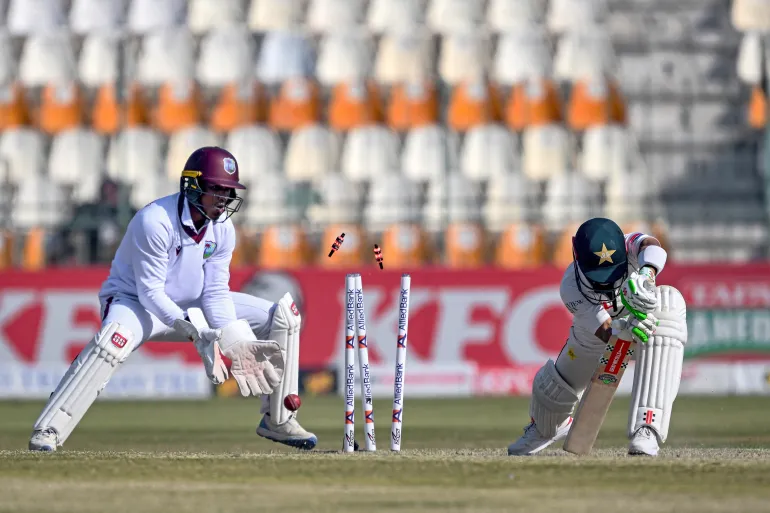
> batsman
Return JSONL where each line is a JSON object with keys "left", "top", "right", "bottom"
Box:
{"left": 29, "top": 147, "right": 316, "bottom": 452}
{"left": 508, "top": 217, "right": 687, "bottom": 457}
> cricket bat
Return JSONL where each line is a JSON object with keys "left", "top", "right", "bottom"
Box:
{"left": 563, "top": 334, "right": 635, "bottom": 455}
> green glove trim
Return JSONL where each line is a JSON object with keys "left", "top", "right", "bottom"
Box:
{"left": 620, "top": 289, "right": 647, "bottom": 321}
{"left": 631, "top": 326, "right": 648, "bottom": 343}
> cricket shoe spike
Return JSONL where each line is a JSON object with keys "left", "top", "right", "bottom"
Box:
{"left": 628, "top": 426, "right": 659, "bottom": 456}
{"left": 507, "top": 417, "right": 572, "bottom": 456}
{"left": 29, "top": 428, "right": 58, "bottom": 452}
{"left": 257, "top": 413, "right": 317, "bottom": 450}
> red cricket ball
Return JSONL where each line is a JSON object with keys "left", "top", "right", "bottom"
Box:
{"left": 284, "top": 394, "right": 301, "bottom": 411}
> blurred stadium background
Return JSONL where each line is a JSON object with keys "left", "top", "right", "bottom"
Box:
{"left": 0, "top": 0, "right": 769, "bottom": 402}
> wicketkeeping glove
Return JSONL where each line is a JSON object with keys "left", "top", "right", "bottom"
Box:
{"left": 221, "top": 340, "right": 285, "bottom": 396}
{"left": 173, "top": 318, "right": 229, "bottom": 385}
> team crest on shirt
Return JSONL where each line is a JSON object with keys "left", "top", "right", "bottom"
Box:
{"left": 203, "top": 240, "right": 217, "bottom": 259}
{"left": 223, "top": 158, "right": 236, "bottom": 175}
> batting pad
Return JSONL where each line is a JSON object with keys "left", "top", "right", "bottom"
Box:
{"left": 628, "top": 285, "right": 687, "bottom": 442}
{"left": 530, "top": 359, "right": 580, "bottom": 438}
{"left": 268, "top": 293, "right": 301, "bottom": 425}
{"left": 34, "top": 322, "right": 135, "bottom": 444}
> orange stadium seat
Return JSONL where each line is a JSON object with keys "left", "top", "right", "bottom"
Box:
{"left": 258, "top": 224, "right": 309, "bottom": 269}
{"left": 210, "top": 80, "right": 268, "bottom": 133}
{"left": 230, "top": 226, "right": 258, "bottom": 268}
{"left": 22, "top": 227, "right": 46, "bottom": 270}
{"left": 552, "top": 222, "right": 582, "bottom": 268}
{"left": 153, "top": 81, "right": 203, "bottom": 134}
{"left": 91, "top": 83, "right": 149, "bottom": 134}
{"left": 444, "top": 222, "right": 486, "bottom": 268}
{"left": 447, "top": 78, "right": 504, "bottom": 132}
{"left": 38, "top": 82, "right": 84, "bottom": 134}
{"left": 749, "top": 85, "right": 766, "bottom": 129}
{"left": 0, "top": 82, "right": 30, "bottom": 129}
{"left": 328, "top": 79, "right": 383, "bottom": 131}
{"left": 505, "top": 78, "right": 563, "bottom": 131}
{"left": 381, "top": 223, "right": 428, "bottom": 267}
{"left": 318, "top": 224, "right": 365, "bottom": 267}
{"left": 0, "top": 230, "right": 14, "bottom": 269}
{"left": 567, "top": 75, "right": 626, "bottom": 131}
{"left": 268, "top": 77, "right": 321, "bottom": 131}
{"left": 494, "top": 223, "right": 547, "bottom": 269}
{"left": 386, "top": 80, "right": 439, "bottom": 131}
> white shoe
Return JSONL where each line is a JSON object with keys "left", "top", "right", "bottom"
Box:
{"left": 29, "top": 428, "right": 58, "bottom": 452}
{"left": 628, "top": 426, "right": 659, "bottom": 456}
{"left": 257, "top": 413, "right": 317, "bottom": 450}
{"left": 507, "top": 417, "right": 572, "bottom": 456}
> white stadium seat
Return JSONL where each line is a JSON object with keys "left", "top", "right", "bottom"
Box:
{"left": 493, "top": 27, "right": 551, "bottom": 86}
{"left": 225, "top": 125, "right": 282, "bottom": 186}
{"left": 137, "top": 28, "right": 195, "bottom": 86}
{"left": 197, "top": 27, "right": 256, "bottom": 88}
{"left": 542, "top": 172, "right": 602, "bottom": 231}
{"left": 70, "top": 0, "right": 125, "bottom": 35}
{"left": 243, "top": 173, "right": 303, "bottom": 227}
{"left": 364, "top": 172, "right": 420, "bottom": 232}
{"left": 6, "top": 0, "right": 66, "bottom": 36}
{"left": 460, "top": 124, "right": 519, "bottom": 182}
{"left": 188, "top": 0, "right": 244, "bottom": 34}
{"left": 374, "top": 31, "right": 435, "bottom": 85}
{"left": 48, "top": 128, "right": 105, "bottom": 202}
{"left": 0, "top": 30, "right": 15, "bottom": 85}
{"left": 579, "top": 125, "right": 637, "bottom": 182}
{"left": 482, "top": 173, "right": 539, "bottom": 231}
{"left": 248, "top": 0, "right": 304, "bottom": 31}
{"left": 285, "top": 124, "right": 340, "bottom": 182}
{"left": 554, "top": 29, "right": 616, "bottom": 82}
{"left": 306, "top": 173, "right": 362, "bottom": 225}
{"left": 427, "top": 0, "right": 484, "bottom": 35}
{"left": 316, "top": 30, "right": 373, "bottom": 86}
{"left": 165, "top": 126, "right": 221, "bottom": 181}
{"left": 79, "top": 33, "right": 119, "bottom": 88}
{"left": 307, "top": 0, "right": 366, "bottom": 34}
{"left": 367, "top": 0, "right": 424, "bottom": 34}
{"left": 12, "top": 173, "right": 70, "bottom": 229}
{"left": 130, "top": 168, "right": 178, "bottom": 210}
{"left": 737, "top": 32, "right": 763, "bottom": 85}
{"left": 341, "top": 125, "right": 400, "bottom": 183}
{"left": 0, "top": 128, "right": 46, "bottom": 186}
{"left": 106, "top": 128, "right": 164, "bottom": 186}
{"left": 128, "top": 0, "right": 185, "bottom": 34}
{"left": 604, "top": 171, "right": 652, "bottom": 224}
{"left": 522, "top": 124, "right": 570, "bottom": 182}
{"left": 486, "top": 0, "right": 543, "bottom": 33}
{"left": 256, "top": 31, "right": 315, "bottom": 85}
{"left": 547, "top": 0, "right": 607, "bottom": 34}
{"left": 402, "top": 124, "right": 459, "bottom": 183}
{"left": 19, "top": 31, "right": 76, "bottom": 87}
{"left": 732, "top": 0, "right": 770, "bottom": 32}
{"left": 439, "top": 31, "right": 490, "bottom": 85}
{"left": 617, "top": 52, "right": 699, "bottom": 96}
{"left": 423, "top": 172, "right": 482, "bottom": 232}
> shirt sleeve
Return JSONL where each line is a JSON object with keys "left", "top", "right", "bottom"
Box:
{"left": 201, "top": 222, "right": 237, "bottom": 329}
{"left": 131, "top": 209, "right": 186, "bottom": 327}
{"left": 624, "top": 232, "right": 654, "bottom": 270}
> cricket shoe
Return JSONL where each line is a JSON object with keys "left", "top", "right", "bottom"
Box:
{"left": 628, "top": 426, "right": 659, "bottom": 456}
{"left": 257, "top": 413, "right": 317, "bottom": 450}
{"left": 29, "top": 428, "right": 58, "bottom": 452}
{"left": 507, "top": 417, "right": 573, "bottom": 456}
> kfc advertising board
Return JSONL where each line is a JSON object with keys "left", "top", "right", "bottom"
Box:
{"left": 1, "top": 265, "right": 769, "bottom": 398}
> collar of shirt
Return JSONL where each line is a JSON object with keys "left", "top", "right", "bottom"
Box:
{"left": 177, "top": 194, "right": 209, "bottom": 244}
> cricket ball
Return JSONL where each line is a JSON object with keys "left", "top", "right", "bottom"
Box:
{"left": 284, "top": 394, "right": 301, "bottom": 411}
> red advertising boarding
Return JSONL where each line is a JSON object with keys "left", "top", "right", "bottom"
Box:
{"left": 1, "top": 264, "right": 770, "bottom": 397}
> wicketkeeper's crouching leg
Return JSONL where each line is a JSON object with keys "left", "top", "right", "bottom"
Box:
{"left": 627, "top": 285, "right": 687, "bottom": 456}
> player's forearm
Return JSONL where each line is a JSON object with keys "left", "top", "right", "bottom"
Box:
{"left": 137, "top": 287, "right": 186, "bottom": 327}
{"left": 638, "top": 237, "right": 666, "bottom": 278}
{"left": 201, "top": 290, "right": 237, "bottom": 329}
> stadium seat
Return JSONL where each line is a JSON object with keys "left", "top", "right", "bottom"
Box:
{"left": 225, "top": 125, "right": 282, "bottom": 186}
{"left": 732, "top": 0, "right": 770, "bottom": 32}
{"left": 427, "top": 0, "right": 484, "bottom": 35}
{"left": 317, "top": 224, "right": 365, "bottom": 267}
{"left": 482, "top": 173, "right": 539, "bottom": 232}
{"left": 242, "top": 173, "right": 304, "bottom": 228}
{"left": 91, "top": 83, "right": 150, "bottom": 135}
{"left": 210, "top": 80, "right": 267, "bottom": 133}
{"left": 79, "top": 34, "right": 119, "bottom": 89}
{"left": 137, "top": 28, "right": 195, "bottom": 87}
{"left": 375, "top": 31, "right": 435, "bottom": 85}
{"left": 579, "top": 125, "right": 637, "bottom": 182}
{"left": 341, "top": 125, "right": 400, "bottom": 183}
{"left": 486, "top": 0, "right": 543, "bottom": 33}
{"left": 128, "top": 0, "right": 185, "bottom": 34}
{"left": 268, "top": 77, "right": 321, "bottom": 131}
{"left": 257, "top": 31, "right": 315, "bottom": 87}
{"left": 494, "top": 223, "right": 547, "bottom": 269}
{"left": 188, "top": 0, "right": 244, "bottom": 34}
{"left": 368, "top": 0, "right": 423, "bottom": 34}
{"left": 364, "top": 173, "right": 420, "bottom": 233}
{"left": 307, "top": 0, "right": 365, "bottom": 33}
{"left": 153, "top": 81, "right": 203, "bottom": 134}
{"left": 306, "top": 173, "right": 362, "bottom": 226}
{"left": 387, "top": 79, "right": 439, "bottom": 131}
{"left": 422, "top": 172, "right": 482, "bottom": 232}
{"left": 129, "top": 167, "right": 178, "bottom": 209}
{"left": 166, "top": 126, "right": 220, "bottom": 181}
{"left": 444, "top": 222, "right": 486, "bottom": 268}
{"left": 38, "top": 82, "right": 84, "bottom": 135}
{"left": 12, "top": 172, "right": 69, "bottom": 229}
{"left": 48, "top": 128, "right": 105, "bottom": 203}
{"left": 505, "top": 76, "right": 563, "bottom": 131}
{"left": 106, "top": 128, "right": 164, "bottom": 186}
{"left": 197, "top": 27, "right": 256, "bottom": 88}
{"left": 447, "top": 76, "right": 503, "bottom": 131}
{"left": 0, "top": 82, "right": 30, "bottom": 129}
{"left": 248, "top": 0, "right": 304, "bottom": 31}
{"left": 547, "top": 0, "right": 607, "bottom": 34}
{"left": 401, "top": 124, "right": 459, "bottom": 183}
{"left": 617, "top": 52, "right": 696, "bottom": 96}
{"left": 257, "top": 224, "right": 309, "bottom": 269}
{"left": 522, "top": 124, "right": 570, "bottom": 182}
{"left": 22, "top": 227, "right": 48, "bottom": 270}
{"left": 554, "top": 29, "right": 616, "bottom": 82}
{"left": 439, "top": 31, "right": 490, "bottom": 85}
{"left": 380, "top": 223, "right": 429, "bottom": 267}
{"left": 19, "top": 32, "right": 76, "bottom": 87}
{"left": 70, "top": 0, "right": 124, "bottom": 35}
{"left": 605, "top": 171, "right": 652, "bottom": 224}
{"left": 737, "top": 32, "right": 763, "bottom": 85}
{"left": 328, "top": 79, "right": 384, "bottom": 131}
{"left": 285, "top": 124, "right": 340, "bottom": 182}
{"left": 493, "top": 28, "right": 552, "bottom": 87}
{"left": 749, "top": 85, "right": 767, "bottom": 129}
{"left": 543, "top": 173, "right": 602, "bottom": 231}
{"left": 567, "top": 73, "right": 626, "bottom": 130}
{"left": 460, "top": 124, "right": 519, "bottom": 182}
{"left": 552, "top": 221, "right": 582, "bottom": 267}
{"left": 7, "top": 0, "right": 65, "bottom": 36}
{"left": 0, "top": 230, "right": 13, "bottom": 269}
{"left": 0, "top": 128, "right": 45, "bottom": 185}
{"left": 316, "top": 30, "right": 373, "bottom": 87}
{"left": 0, "top": 31, "right": 14, "bottom": 84}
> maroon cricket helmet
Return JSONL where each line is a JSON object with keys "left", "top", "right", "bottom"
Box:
{"left": 180, "top": 146, "right": 245, "bottom": 222}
